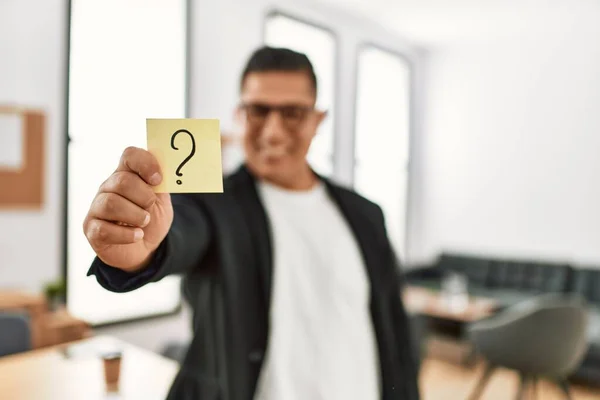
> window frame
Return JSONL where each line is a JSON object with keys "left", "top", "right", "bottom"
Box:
{"left": 352, "top": 42, "right": 415, "bottom": 263}
{"left": 262, "top": 9, "right": 340, "bottom": 177}
{"left": 62, "top": 0, "right": 191, "bottom": 327}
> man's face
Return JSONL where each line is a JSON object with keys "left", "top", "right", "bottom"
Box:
{"left": 237, "top": 71, "right": 326, "bottom": 184}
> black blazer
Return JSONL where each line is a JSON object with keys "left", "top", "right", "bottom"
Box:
{"left": 89, "top": 165, "right": 420, "bottom": 400}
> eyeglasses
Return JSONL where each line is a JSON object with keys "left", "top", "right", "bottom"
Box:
{"left": 239, "top": 102, "right": 316, "bottom": 131}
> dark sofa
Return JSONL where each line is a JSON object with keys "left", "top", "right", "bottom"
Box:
{"left": 406, "top": 254, "right": 571, "bottom": 308}
{"left": 405, "top": 253, "right": 600, "bottom": 385}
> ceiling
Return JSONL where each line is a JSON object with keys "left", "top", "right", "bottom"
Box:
{"left": 314, "top": 0, "right": 600, "bottom": 45}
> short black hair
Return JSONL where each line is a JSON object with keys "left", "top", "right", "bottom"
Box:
{"left": 240, "top": 46, "right": 318, "bottom": 94}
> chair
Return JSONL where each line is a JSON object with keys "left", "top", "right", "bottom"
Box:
{"left": 0, "top": 312, "right": 31, "bottom": 357}
{"left": 466, "top": 294, "right": 588, "bottom": 400}
{"left": 568, "top": 268, "right": 600, "bottom": 385}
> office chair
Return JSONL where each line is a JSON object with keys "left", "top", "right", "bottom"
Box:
{"left": 0, "top": 312, "right": 31, "bottom": 357}
{"left": 466, "top": 293, "right": 588, "bottom": 400}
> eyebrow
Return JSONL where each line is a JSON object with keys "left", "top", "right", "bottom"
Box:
{"left": 241, "top": 101, "right": 314, "bottom": 107}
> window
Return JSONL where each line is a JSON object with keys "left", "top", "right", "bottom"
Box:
{"left": 353, "top": 46, "right": 411, "bottom": 261}
{"left": 264, "top": 13, "right": 336, "bottom": 176}
{"left": 67, "top": 0, "right": 187, "bottom": 325}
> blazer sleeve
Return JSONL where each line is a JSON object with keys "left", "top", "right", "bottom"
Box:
{"left": 87, "top": 193, "right": 212, "bottom": 293}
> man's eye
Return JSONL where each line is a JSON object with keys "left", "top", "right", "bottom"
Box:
{"left": 248, "top": 105, "right": 269, "bottom": 117}
{"left": 281, "top": 107, "right": 304, "bottom": 120}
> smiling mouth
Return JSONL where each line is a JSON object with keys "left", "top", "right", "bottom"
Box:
{"left": 259, "top": 146, "right": 288, "bottom": 159}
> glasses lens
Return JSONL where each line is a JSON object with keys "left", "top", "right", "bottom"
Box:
{"left": 245, "top": 104, "right": 270, "bottom": 124}
{"left": 242, "top": 104, "right": 313, "bottom": 131}
{"left": 281, "top": 106, "right": 310, "bottom": 130}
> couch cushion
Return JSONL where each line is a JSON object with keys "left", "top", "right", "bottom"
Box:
{"left": 486, "top": 260, "right": 570, "bottom": 292}
{"left": 570, "top": 269, "right": 600, "bottom": 306}
{"left": 408, "top": 278, "right": 442, "bottom": 291}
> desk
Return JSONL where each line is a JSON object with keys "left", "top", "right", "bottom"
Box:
{"left": 403, "top": 286, "right": 497, "bottom": 365}
{"left": 403, "top": 285, "right": 496, "bottom": 322}
{"left": 0, "top": 336, "right": 178, "bottom": 400}
{"left": 39, "top": 307, "right": 92, "bottom": 347}
{"left": 0, "top": 290, "right": 91, "bottom": 348}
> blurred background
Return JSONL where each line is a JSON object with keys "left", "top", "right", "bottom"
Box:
{"left": 1, "top": 0, "right": 599, "bottom": 399}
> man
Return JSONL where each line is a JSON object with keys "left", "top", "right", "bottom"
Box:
{"left": 84, "top": 47, "right": 419, "bottom": 400}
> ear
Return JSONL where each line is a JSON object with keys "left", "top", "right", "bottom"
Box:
{"left": 307, "top": 111, "right": 327, "bottom": 140}
{"left": 316, "top": 110, "right": 328, "bottom": 125}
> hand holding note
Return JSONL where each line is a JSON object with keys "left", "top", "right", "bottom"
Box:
{"left": 146, "top": 119, "right": 223, "bottom": 193}
{"left": 83, "top": 118, "right": 224, "bottom": 273}
{"left": 83, "top": 147, "right": 174, "bottom": 272}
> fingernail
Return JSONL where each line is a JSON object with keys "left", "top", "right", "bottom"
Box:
{"left": 142, "top": 213, "right": 151, "bottom": 227}
{"left": 134, "top": 229, "right": 144, "bottom": 241}
{"left": 150, "top": 173, "right": 162, "bottom": 186}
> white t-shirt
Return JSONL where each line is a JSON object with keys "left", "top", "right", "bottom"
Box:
{"left": 254, "top": 180, "right": 380, "bottom": 400}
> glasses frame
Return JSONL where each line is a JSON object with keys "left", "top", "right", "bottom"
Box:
{"left": 238, "top": 102, "right": 322, "bottom": 131}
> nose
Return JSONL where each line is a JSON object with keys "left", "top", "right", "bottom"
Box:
{"left": 260, "top": 110, "right": 286, "bottom": 145}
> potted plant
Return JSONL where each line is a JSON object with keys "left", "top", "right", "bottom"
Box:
{"left": 43, "top": 279, "right": 66, "bottom": 311}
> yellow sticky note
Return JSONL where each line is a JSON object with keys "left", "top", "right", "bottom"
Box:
{"left": 146, "top": 119, "right": 223, "bottom": 193}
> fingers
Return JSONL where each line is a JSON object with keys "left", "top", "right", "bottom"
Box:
{"left": 116, "top": 146, "right": 162, "bottom": 186}
{"left": 90, "top": 192, "right": 150, "bottom": 228}
{"left": 99, "top": 171, "right": 157, "bottom": 210}
{"left": 85, "top": 218, "right": 144, "bottom": 246}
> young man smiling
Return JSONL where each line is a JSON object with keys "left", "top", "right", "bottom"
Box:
{"left": 84, "top": 47, "right": 419, "bottom": 400}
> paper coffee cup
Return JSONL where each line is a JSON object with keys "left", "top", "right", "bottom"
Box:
{"left": 102, "top": 351, "right": 122, "bottom": 392}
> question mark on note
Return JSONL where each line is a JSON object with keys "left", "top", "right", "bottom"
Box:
{"left": 170, "top": 129, "right": 196, "bottom": 185}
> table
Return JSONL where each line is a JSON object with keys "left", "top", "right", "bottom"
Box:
{"left": 402, "top": 285, "right": 497, "bottom": 322}
{"left": 0, "top": 336, "right": 179, "bottom": 400}
{"left": 39, "top": 307, "right": 92, "bottom": 347}
{"left": 403, "top": 285, "right": 498, "bottom": 365}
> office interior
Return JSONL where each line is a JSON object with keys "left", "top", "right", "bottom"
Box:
{"left": 1, "top": 0, "right": 599, "bottom": 399}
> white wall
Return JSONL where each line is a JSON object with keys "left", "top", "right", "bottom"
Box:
{"left": 0, "top": 0, "right": 188, "bottom": 353}
{"left": 0, "top": 0, "right": 67, "bottom": 293}
{"left": 413, "top": 24, "right": 600, "bottom": 266}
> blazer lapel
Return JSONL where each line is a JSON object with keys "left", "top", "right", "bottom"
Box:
{"left": 322, "top": 179, "right": 400, "bottom": 399}
{"left": 229, "top": 165, "right": 274, "bottom": 311}
{"left": 322, "top": 179, "right": 385, "bottom": 291}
